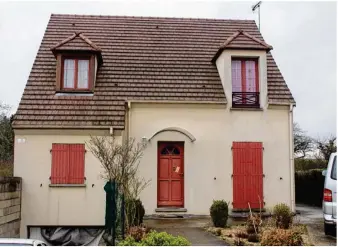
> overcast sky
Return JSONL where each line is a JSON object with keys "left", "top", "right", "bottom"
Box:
{"left": 0, "top": 0, "right": 336, "bottom": 138}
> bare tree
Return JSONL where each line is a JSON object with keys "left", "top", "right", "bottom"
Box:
{"left": 293, "top": 123, "right": 313, "bottom": 159}
{"left": 315, "top": 136, "right": 337, "bottom": 161}
{"left": 86, "top": 136, "right": 150, "bottom": 199}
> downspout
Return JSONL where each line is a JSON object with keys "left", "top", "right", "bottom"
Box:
{"left": 127, "top": 102, "right": 131, "bottom": 140}
{"left": 289, "top": 104, "right": 295, "bottom": 212}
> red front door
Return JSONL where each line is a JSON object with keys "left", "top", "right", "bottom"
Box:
{"left": 232, "top": 142, "right": 263, "bottom": 209}
{"left": 158, "top": 142, "right": 184, "bottom": 207}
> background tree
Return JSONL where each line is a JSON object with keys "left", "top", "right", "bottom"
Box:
{"left": 315, "top": 136, "right": 337, "bottom": 161}
{"left": 293, "top": 122, "right": 313, "bottom": 159}
{"left": 0, "top": 101, "right": 14, "bottom": 176}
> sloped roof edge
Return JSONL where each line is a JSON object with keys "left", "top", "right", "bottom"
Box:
{"left": 211, "top": 30, "right": 273, "bottom": 63}
{"left": 50, "top": 32, "right": 102, "bottom": 52}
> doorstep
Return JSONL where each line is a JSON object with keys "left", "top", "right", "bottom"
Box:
{"left": 155, "top": 207, "right": 187, "bottom": 213}
{"left": 230, "top": 210, "right": 272, "bottom": 219}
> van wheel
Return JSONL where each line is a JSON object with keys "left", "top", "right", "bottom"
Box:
{"left": 324, "top": 223, "right": 334, "bottom": 235}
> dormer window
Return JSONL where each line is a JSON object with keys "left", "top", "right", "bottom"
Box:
{"left": 231, "top": 58, "right": 260, "bottom": 108}
{"left": 62, "top": 57, "right": 90, "bottom": 90}
{"left": 50, "top": 32, "right": 103, "bottom": 93}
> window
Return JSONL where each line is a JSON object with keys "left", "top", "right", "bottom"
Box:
{"left": 62, "top": 58, "right": 90, "bottom": 90}
{"left": 231, "top": 58, "right": 260, "bottom": 108}
{"left": 51, "top": 144, "right": 85, "bottom": 184}
{"left": 331, "top": 156, "right": 336, "bottom": 180}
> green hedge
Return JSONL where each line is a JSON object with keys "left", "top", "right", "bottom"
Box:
{"left": 295, "top": 169, "right": 325, "bottom": 207}
{"left": 295, "top": 158, "right": 327, "bottom": 171}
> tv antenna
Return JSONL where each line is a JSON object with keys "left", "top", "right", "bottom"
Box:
{"left": 252, "top": 1, "right": 262, "bottom": 31}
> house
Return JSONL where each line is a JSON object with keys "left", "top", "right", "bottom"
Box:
{"left": 13, "top": 14, "right": 295, "bottom": 238}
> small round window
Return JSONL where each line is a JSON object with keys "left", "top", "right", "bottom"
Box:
{"left": 160, "top": 145, "right": 180, "bottom": 155}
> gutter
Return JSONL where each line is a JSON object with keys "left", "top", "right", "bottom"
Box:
{"left": 289, "top": 104, "right": 295, "bottom": 212}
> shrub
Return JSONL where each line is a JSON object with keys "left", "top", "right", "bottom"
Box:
{"left": 118, "top": 236, "right": 142, "bottom": 246}
{"left": 247, "top": 233, "right": 259, "bottom": 243}
{"left": 118, "top": 230, "right": 191, "bottom": 246}
{"left": 125, "top": 198, "right": 145, "bottom": 226}
{"left": 273, "top": 203, "right": 293, "bottom": 229}
{"left": 235, "top": 230, "right": 248, "bottom": 239}
{"left": 141, "top": 231, "right": 190, "bottom": 246}
{"left": 295, "top": 158, "right": 327, "bottom": 171}
{"left": 210, "top": 200, "right": 229, "bottom": 227}
{"left": 246, "top": 213, "right": 261, "bottom": 234}
{"left": 127, "top": 225, "right": 148, "bottom": 242}
{"left": 261, "top": 228, "right": 303, "bottom": 246}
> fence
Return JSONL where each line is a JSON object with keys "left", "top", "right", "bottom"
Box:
{"left": 104, "top": 180, "right": 125, "bottom": 245}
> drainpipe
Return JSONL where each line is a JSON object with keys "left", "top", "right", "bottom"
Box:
{"left": 289, "top": 104, "right": 295, "bottom": 212}
{"left": 127, "top": 102, "right": 131, "bottom": 140}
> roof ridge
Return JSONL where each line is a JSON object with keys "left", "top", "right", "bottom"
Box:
{"left": 50, "top": 13, "right": 256, "bottom": 22}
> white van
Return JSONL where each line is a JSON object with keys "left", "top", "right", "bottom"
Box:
{"left": 322, "top": 152, "right": 337, "bottom": 235}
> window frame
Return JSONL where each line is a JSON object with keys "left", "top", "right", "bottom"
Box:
{"left": 61, "top": 56, "right": 91, "bottom": 91}
{"left": 231, "top": 57, "right": 260, "bottom": 108}
{"left": 331, "top": 156, "right": 336, "bottom": 180}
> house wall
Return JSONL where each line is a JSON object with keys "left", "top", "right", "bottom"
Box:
{"left": 13, "top": 129, "right": 119, "bottom": 238}
{"left": 129, "top": 102, "right": 293, "bottom": 215}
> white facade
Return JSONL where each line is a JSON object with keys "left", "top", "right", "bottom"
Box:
{"left": 13, "top": 48, "right": 295, "bottom": 237}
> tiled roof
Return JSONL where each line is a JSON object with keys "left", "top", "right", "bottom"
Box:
{"left": 212, "top": 30, "right": 273, "bottom": 62}
{"left": 13, "top": 14, "right": 295, "bottom": 129}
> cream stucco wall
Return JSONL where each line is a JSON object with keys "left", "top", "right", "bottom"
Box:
{"left": 129, "top": 103, "right": 293, "bottom": 215}
{"left": 13, "top": 129, "right": 120, "bottom": 238}
{"left": 216, "top": 50, "right": 268, "bottom": 109}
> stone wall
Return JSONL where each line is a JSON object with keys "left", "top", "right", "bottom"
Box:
{"left": 0, "top": 177, "right": 21, "bottom": 238}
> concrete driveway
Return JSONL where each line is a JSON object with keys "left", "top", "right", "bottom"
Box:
{"left": 144, "top": 218, "right": 227, "bottom": 246}
{"left": 296, "top": 204, "right": 336, "bottom": 246}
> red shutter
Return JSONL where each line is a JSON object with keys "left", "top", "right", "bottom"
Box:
{"left": 51, "top": 144, "right": 69, "bottom": 184}
{"left": 51, "top": 144, "right": 85, "bottom": 184}
{"left": 68, "top": 144, "right": 85, "bottom": 184}
{"left": 233, "top": 142, "right": 263, "bottom": 209}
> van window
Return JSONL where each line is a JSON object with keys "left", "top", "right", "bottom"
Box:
{"left": 331, "top": 156, "right": 337, "bottom": 180}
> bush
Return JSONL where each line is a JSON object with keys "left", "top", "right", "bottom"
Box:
{"left": 295, "top": 169, "right": 325, "bottom": 206}
{"left": 210, "top": 200, "right": 228, "bottom": 227}
{"left": 127, "top": 225, "right": 148, "bottom": 242}
{"left": 295, "top": 158, "right": 327, "bottom": 171}
{"left": 235, "top": 230, "right": 248, "bottom": 239}
{"left": 118, "top": 230, "right": 191, "bottom": 246}
{"left": 261, "top": 228, "right": 303, "bottom": 246}
{"left": 273, "top": 203, "right": 293, "bottom": 229}
{"left": 247, "top": 233, "right": 259, "bottom": 242}
{"left": 246, "top": 213, "right": 262, "bottom": 234}
{"left": 125, "top": 198, "right": 145, "bottom": 226}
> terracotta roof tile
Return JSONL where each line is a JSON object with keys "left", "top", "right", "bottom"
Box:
{"left": 13, "top": 14, "right": 294, "bottom": 129}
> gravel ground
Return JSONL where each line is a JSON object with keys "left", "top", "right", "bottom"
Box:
{"left": 296, "top": 204, "right": 337, "bottom": 246}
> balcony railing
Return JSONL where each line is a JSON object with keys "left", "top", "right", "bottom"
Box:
{"left": 232, "top": 92, "right": 260, "bottom": 108}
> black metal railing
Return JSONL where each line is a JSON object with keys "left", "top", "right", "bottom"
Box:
{"left": 232, "top": 92, "right": 260, "bottom": 108}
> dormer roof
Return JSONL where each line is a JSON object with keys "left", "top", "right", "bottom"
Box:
{"left": 51, "top": 32, "right": 103, "bottom": 63}
{"left": 212, "top": 30, "right": 273, "bottom": 63}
